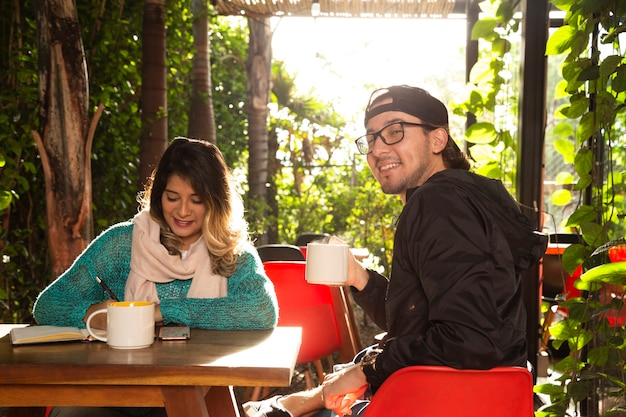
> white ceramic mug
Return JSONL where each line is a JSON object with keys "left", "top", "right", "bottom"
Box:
{"left": 305, "top": 242, "right": 349, "bottom": 285}
{"left": 86, "top": 301, "right": 155, "bottom": 349}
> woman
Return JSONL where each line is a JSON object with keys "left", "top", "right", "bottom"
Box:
{"left": 34, "top": 136, "right": 277, "bottom": 330}
{"left": 33, "top": 137, "right": 278, "bottom": 417}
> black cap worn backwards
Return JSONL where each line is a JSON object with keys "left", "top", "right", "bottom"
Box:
{"left": 363, "top": 85, "right": 449, "bottom": 127}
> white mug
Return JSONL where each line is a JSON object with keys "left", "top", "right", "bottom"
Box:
{"left": 86, "top": 301, "right": 155, "bottom": 349}
{"left": 305, "top": 242, "right": 349, "bottom": 285}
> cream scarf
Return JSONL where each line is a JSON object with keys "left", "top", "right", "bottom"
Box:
{"left": 125, "top": 210, "right": 228, "bottom": 303}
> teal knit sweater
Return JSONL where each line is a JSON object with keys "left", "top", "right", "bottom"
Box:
{"left": 33, "top": 221, "right": 278, "bottom": 330}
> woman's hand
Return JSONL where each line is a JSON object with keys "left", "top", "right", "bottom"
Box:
{"left": 83, "top": 300, "right": 116, "bottom": 329}
{"left": 328, "top": 236, "right": 370, "bottom": 291}
{"left": 154, "top": 303, "right": 163, "bottom": 325}
{"left": 321, "top": 364, "right": 369, "bottom": 416}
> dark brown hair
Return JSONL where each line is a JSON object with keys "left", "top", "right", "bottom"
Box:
{"left": 140, "top": 137, "right": 248, "bottom": 277}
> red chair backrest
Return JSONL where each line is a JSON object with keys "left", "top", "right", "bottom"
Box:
{"left": 363, "top": 366, "right": 534, "bottom": 417}
{"left": 263, "top": 261, "right": 342, "bottom": 364}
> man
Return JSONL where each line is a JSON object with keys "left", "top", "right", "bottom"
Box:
{"left": 244, "top": 85, "right": 547, "bottom": 417}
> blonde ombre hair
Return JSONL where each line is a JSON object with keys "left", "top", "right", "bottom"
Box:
{"left": 139, "top": 137, "right": 248, "bottom": 277}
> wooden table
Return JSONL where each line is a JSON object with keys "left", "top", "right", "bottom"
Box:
{"left": 0, "top": 325, "right": 301, "bottom": 417}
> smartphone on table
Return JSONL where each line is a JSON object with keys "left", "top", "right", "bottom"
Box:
{"left": 158, "top": 325, "right": 191, "bottom": 341}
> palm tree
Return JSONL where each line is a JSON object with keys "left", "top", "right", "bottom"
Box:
{"left": 140, "top": 0, "right": 168, "bottom": 186}
{"left": 187, "top": 0, "right": 216, "bottom": 142}
{"left": 246, "top": 16, "right": 272, "bottom": 243}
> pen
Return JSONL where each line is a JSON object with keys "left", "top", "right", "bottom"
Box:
{"left": 96, "top": 276, "right": 119, "bottom": 301}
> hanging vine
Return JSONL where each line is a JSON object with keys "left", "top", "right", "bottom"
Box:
{"left": 535, "top": 0, "right": 626, "bottom": 415}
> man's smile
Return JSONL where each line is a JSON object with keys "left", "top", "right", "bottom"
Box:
{"left": 375, "top": 160, "right": 402, "bottom": 173}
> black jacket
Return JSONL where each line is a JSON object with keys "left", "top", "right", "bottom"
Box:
{"left": 352, "top": 169, "right": 547, "bottom": 390}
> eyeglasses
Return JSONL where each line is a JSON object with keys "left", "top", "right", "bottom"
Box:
{"left": 354, "top": 121, "right": 433, "bottom": 155}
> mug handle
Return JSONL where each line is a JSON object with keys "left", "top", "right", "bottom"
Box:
{"left": 85, "top": 308, "right": 108, "bottom": 342}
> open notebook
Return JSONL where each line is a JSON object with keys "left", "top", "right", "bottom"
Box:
{"left": 10, "top": 325, "right": 91, "bottom": 345}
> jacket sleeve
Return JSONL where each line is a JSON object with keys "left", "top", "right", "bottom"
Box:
{"left": 351, "top": 269, "right": 389, "bottom": 331}
{"left": 158, "top": 247, "right": 279, "bottom": 330}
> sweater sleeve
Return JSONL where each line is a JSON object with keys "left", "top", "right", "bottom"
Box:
{"left": 32, "top": 222, "right": 134, "bottom": 328}
{"left": 157, "top": 246, "right": 279, "bottom": 330}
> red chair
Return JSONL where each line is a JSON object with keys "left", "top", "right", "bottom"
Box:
{"left": 363, "top": 366, "right": 534, "bottom": 417}
{"left": 250, "top": 261, "right": 361, "bottom": 399}
{"left": 257, "top": 244, "right": 306, "bottom": 262}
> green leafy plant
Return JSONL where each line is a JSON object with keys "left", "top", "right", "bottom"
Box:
{"left": 534, "top": 0, "right": 626, "bottom": 415}
{"left": 264, "top": 61, "right": 401, "bottom": 271}
{"left": 0, "top": 0, "right": 47, "bottom": 323}
{"left": 451, "top": 0, "right": 521, "bottom": 190}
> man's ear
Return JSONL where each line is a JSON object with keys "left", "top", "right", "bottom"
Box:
{"left": 431, "top": 128, "right": 448, "bottom": 154}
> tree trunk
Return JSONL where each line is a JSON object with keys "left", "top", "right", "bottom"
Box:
{"left": 33, "top": 0, "right": 94, "bottom": 278}
{"left": 266, "top": 128, "right": 279, "bottom": 244}
{"left": 187, "top": 0, "right": 216, "bottom": 143}
{"left": 140, "top": 0, "right": 168, "bottom": 187}
{"left": 246, "top": 17, "right": 272, "bottom": 244}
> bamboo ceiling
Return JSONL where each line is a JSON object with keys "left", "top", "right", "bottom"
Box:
{"left": 213, "top": 0, "right": 465, "bottom": 18}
